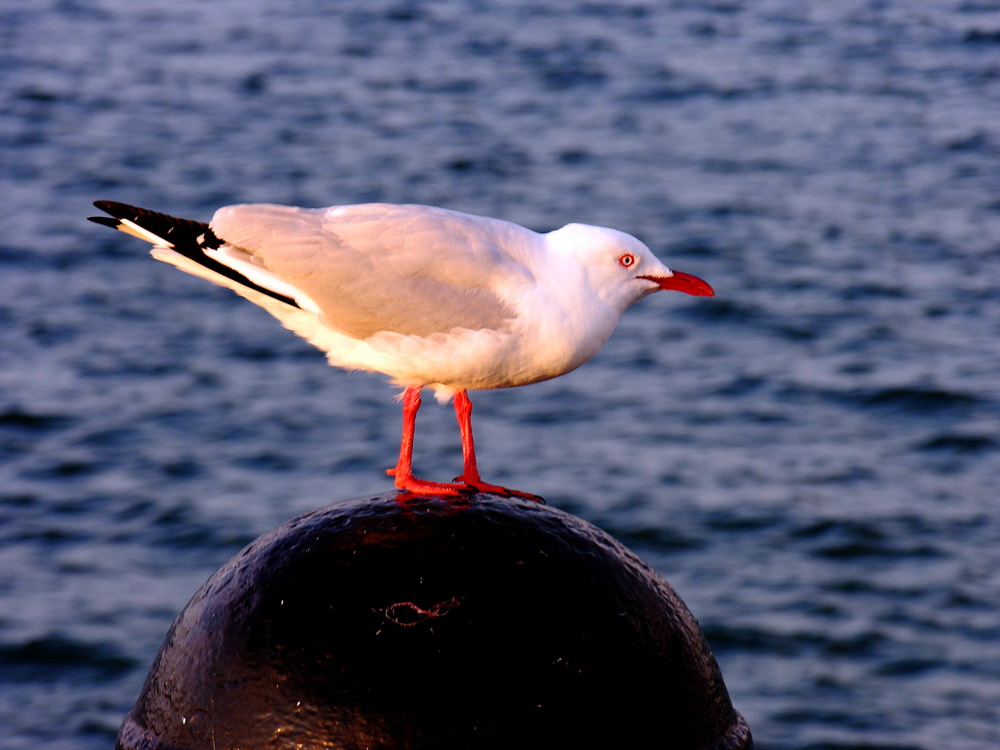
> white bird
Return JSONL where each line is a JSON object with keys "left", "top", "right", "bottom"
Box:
{"left": 90, "top": 200, "right": 714, "bottom": 501}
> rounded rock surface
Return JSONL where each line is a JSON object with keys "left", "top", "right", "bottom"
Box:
{"left": 118, "top": 493, "right": 752, "bottom": 749}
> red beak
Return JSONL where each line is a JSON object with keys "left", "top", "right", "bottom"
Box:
{"left": 640, "top": 271, "right": 715, "bottom": 297}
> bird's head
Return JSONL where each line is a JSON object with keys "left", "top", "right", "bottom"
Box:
{"left": 546, "top": 223, "right": 715, "bottom": 310}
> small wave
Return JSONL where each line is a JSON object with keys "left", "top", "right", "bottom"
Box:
{"left": 792, "top": 518, "right": 943, "bottom": 560}
{"left": 874, "top": 657, "right": 942, "bottom": 677}
{"left": 0, "top": 636, "right": 135, "bottom": 684}
{"left": 963, "top": 28, "right": 1000, "bottom": 45}
{"left": 916, "top": 433, "right": 997, "bottom": 454}
{"left": 0, "top": 408, "right": 74, "bottom": 433}
{"left": 849, "top": 386, "right": 983, "bottom": 414}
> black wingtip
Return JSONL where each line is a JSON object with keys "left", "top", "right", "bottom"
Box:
{"left": 93, "top": 200, "right": 139, "bottom": 219}
{"left": 88, "top": 215, "right": 120, "bottom": 228}
{"left": 87, "top": 199, "right": 301, "bottom": 311}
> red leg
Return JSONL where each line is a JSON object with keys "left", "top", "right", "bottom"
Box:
{"left": 454, "top": 390, "right": 483, "bottom": 484}
{"left": 453, "top": 390, "right": 543, "bottom": 502}
{"left": 387, "top": 386, "right": 466, "bottom": 496}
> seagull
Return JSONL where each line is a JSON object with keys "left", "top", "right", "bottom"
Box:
{"left": 89, "top": 200, "right": 714, "bottom": 501}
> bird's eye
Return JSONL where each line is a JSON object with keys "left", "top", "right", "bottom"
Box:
{"left": 618, "top": 253, "right": 636, "bottom": 268}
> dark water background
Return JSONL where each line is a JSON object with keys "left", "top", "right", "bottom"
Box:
{"left": 3, "top": 1, "right": 1000, "bottom": 747}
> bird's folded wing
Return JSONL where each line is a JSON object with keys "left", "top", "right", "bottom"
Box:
{"left": 209, "top": 203, "right": 530, "bottom": 339}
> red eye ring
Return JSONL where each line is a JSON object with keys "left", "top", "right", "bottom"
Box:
{"left": 618, "top": 253, "right": 636, "bottom": 268}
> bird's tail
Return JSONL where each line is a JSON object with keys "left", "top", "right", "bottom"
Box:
{"left": 88, "top": 200, "right": 299, "bottom": 309}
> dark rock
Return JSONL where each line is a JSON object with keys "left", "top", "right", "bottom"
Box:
{"left": 117, "top": 493, "right": 752, "bottom": 749}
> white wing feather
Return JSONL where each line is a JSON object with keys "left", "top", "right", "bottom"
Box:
{"left": 208, "top": 203, "right": 535, "bottom": 339}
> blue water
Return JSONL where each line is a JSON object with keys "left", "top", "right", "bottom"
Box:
{"left": 3, "top": 1, "right": 1000, "bottom": 747}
